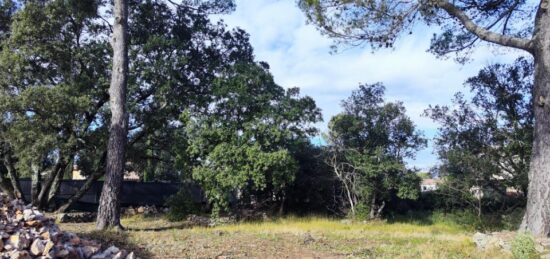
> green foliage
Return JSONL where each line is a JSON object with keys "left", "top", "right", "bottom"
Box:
{"left": 0, "top": 0, "right": 268, "bottom": 185}
{"left": 192, "top": 144, "right": 297, "bottom": 215}
{"left": 389, "top": 209, "right": 525, "bottom": 233}
{"left": 165, "top": 189, "right": 200, "bottom": 222}
{"left": 326, "top": 83, "right": 425, "bottom": 218}
{"left": 124, "top": 0, "right": 256, "bottom": 182}
{"left": 180, "top": 62, "right": 321, "bottom": 215}
{"left": 417, "top": 172, "right": 431, "bottom": 179}
{"left": 354, "top": 203, "right": 372, "bottom": 220}
{"left": 0, "top": 0, "right": 110, "bottom": 179}
{"left": 512, "top": 233, "right": 539, "bottom": 259}
{"left": 426, "top": 58, "right": 532, "bottom": 213}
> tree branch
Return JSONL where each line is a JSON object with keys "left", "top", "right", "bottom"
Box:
{"left": 437, "top": 1, "right": 534, "bottom": 53}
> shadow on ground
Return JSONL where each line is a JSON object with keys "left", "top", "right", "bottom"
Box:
{"left": 385, "top": 210, "right": 436, "bottom": 226}
{"left": 125, "top": 222, "right": 192, "bottom": 232}
{"left": 73, "top": 230, "right": 155, "bottom": 258}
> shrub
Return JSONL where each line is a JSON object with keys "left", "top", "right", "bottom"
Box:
{"left": 165, "top": 190, "right": 200, "bottom": 221}
{"left": 501, "top": 208, "right": 525, "bottom": 231}
{"left": 349, "top": 203, "right": 371, "bottom": 220}
{"left": 511, "top": 233, "right": 539, "bottom": 259}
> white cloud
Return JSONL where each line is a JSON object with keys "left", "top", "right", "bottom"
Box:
{"left": 214, "top": 0, "right": 525, "bottom": 170}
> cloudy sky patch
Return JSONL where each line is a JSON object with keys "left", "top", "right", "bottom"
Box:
{"left": 213, "top": 0, "right": 524, "bottom": 170}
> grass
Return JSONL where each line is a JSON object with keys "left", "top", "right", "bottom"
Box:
{"left": 58, "top": 215, "right": 512, "bottom": 258}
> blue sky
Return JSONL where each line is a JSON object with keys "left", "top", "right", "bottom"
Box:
{"left": 213, "top": 0, "right": 524, "bottom": 170}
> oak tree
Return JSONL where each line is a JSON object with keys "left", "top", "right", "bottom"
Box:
{"left": 326, "top": 83, "right": 425, "bottom": 219}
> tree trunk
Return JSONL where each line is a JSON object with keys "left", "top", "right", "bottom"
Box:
{"left": 0, "top": 175, "right": 14, "bottom": 199}
{"left": 343, "top": 181, "right": 355, "bottom": 218}
{"left": 96, "top": 0, "right": 129, "bottom": 231}
{"left": 3, "top": 152, "right": 23, "bottom": 200}
{"left": 56, "top": 171, "right": 103, "bottom": 213}
{"left": 369, "top": 192, "right": 377, "bottom": 219}
{"left": 47, "top": 162, "right": 68, "bottom": 205}
{"left": 521, "top": 7, "right": 550, "bottom": 237}
{"left": 37, "top": 158, "right": 66, "bottom": 209}
{"left": 278, "top": 191, "right": 286, "bottom": 216}
{"left": 30, "top": 163, "right": 41, "bottom": 206}
{"left": 57, "top": 153, "right": 106, "bottom": 213}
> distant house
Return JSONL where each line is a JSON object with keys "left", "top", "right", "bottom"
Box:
{"left": 421, "top": 178, "right": 441, "bottom": 192}
{"left": 72, "top": 165, "right": 85, "bottom": 180}
{"left": 71, "top": 165, "right": 141, "bottom": 181}
{"left": 123, "top": 171, "right": 140, "bottom": 182}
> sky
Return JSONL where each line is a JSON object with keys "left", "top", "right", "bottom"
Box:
{"left": 213, "top": 0, "right": 524, "bottom": 171}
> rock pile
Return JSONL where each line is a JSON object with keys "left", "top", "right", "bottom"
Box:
{"left": 473, "top": 231, "right": 550, "bottom": 258}
{"left": 0, "top": 193, "right": 137, "bottom": 259}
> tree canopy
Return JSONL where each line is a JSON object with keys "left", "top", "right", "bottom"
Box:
{"left": 299, "top": 0, "right": 536, "bottom": 59}
{"left": 299, "top": 0, "right": 550, "bottom": 236}
{"left": 0, "top": 0, "right": 323, "bottom": 216}
{"left": 182, "top": 62, "right": 322, "bottom": 215}
{"left": 326, "top": 83, "right": 425, "bottom": 218}
{"left": 426, "top": 57, "right": 533, "bottom": 213}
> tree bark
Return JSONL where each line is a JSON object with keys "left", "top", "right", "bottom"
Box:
{"left": 47, "top": 162, "right": 68, "bottom": 205}
{"left": 58, "top": 151, "right": 107, "bottom": 213}
{"left": 96, "top": 0, "right": 129, "bottom": 231}
{"left": 437, "top": 1, "right": 533, "bottom": 52}
{"left": 30, "top": 162, "right": 41, "bottom": 206}
{"left": 0, "top": 175, "right": 14, "bottom": 199}
{"left": 520, "top": 5, "right": 550, "bottom": 237}
{"left": 3, "top": 152, "right": 23, "bottom": 200}
{"left": 369, "top": 192, "right": 377, "bottom": 219}
{"left": 37, "top": 158, "right": 66, "bottom": 209}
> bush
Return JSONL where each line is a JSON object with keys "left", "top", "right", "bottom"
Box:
{"left": 165, "top": 190, "right": 200, "bottom": 221}
{"left": 511, "top": 233, "right": 539, "bottom": 259}
{"left": 350, "top": 203, "right": 370, "bottom": 220}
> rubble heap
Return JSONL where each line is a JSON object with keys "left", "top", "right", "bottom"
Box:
{"left": 0, "top": 193, "right": 137, "bottom": 259}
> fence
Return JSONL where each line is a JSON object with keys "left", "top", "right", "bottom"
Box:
{"left": 18, "top": 180, "right": 204, "bottom": 209}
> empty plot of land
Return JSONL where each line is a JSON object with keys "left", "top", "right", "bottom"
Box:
{"left": 58, "top": 216, "right": 510, "bottom": 258}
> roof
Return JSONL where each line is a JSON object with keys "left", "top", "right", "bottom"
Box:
{"left": 421, "top": 178, "right": 442, "bottom": 186}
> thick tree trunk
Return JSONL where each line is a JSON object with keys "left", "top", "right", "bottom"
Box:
{"left": 96, "top": 0, "right": 129, "bottom": 231}
{"left": 521, "top": 6, "right": 550, "bottom": 237}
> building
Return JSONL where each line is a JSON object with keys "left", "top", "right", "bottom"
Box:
{"left": 420, "top": 178, "right": 441, "bottom": 192}
{"left": 72, "top": 165, "right": 85, "bottom": 180}
{"left": 71, "top": 165, "right": 141, "bottom": 181}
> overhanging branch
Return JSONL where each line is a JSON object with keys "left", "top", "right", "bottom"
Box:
{"left": 437, "top": 1, "right": 534, "bottom": 53}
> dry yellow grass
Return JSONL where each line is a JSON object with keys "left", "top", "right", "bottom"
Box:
{"left": 58, "top": 215, "right": 512, "bottom": 258}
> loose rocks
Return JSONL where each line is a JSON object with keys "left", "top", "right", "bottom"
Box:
{"left": 0, "top": 193, "right": 138, "bottom": 259}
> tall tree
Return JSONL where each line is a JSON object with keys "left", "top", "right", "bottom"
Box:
{"left": 300, "top": 0, "right": 550, "bottom": 236}
{"left": 0, "top": 0, "right": 247, "bottom": 213}
{"left": 426, "top": 58, "right": 533, "bottom": 215}
{"left": 326, "top": 83, "right": 425, "bottom": 219}
{"left": 96, "top": 0, "right": 130, "bottom": 231}
{"left": 0, "top": 0, "right": 110, "bottom": 208}
{"left": 181, "top": 62, "right": 322, "bottom": 215}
